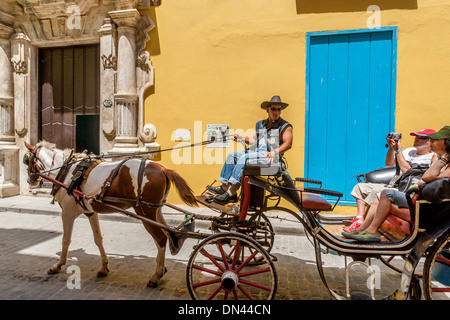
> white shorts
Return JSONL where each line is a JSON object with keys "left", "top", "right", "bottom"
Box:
{"left": 350, "top": 182, "right": 392, "bottom": 205}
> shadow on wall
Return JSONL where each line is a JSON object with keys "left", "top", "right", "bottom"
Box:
{"left": 296, "top": 0, "right": 418, "bottom": 14}
{"left": 147, "top": 6, "right": 161, "bottom": 56}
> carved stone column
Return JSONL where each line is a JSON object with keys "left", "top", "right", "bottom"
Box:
{"left": 10, "top": 32, "right": 30, "bottom": 138}
{"left": 109, "top": 9, "right": 141, "bottom": 154}
{"left": 99, "top": 18, "right": 117, "bottom": 153}
{"left": 11, "top": 30, "right": 36, "bottom": 195}
{"left": 0, "top": 25, "right": 14, "bottom": 144}
{"left": 0, "top": 19, "right": 19, "bottom": 197}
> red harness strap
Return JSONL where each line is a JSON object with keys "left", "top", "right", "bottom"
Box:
{"left": 38, "top": 173, "right": 85, "bottom": 197}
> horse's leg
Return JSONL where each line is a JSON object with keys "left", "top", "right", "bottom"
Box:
{"left": 48, "top": 208, "right": 78, "bottom": 274}
{"left": 149, "top": 237, "right": 167, "bottom": 288}
{"left": 87, "top": 212, "right": 110, "bottom": 277}
{"left": 137, "top": 206, "right": 168, "bottom": 288}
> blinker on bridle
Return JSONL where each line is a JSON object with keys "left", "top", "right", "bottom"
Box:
{"left": 24, "top": 147, "right": 44, "bottom": 184}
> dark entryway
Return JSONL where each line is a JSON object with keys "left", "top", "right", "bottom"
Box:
{"left": 38, "top": 45, "right": 100, "bottom": 154}
{"left": 76, "top": 114, "right": 100, "bottom": 155}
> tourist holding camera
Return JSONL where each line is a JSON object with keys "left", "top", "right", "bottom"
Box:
{"left": 384, "top": 130, "right": 436, "bottom": 174}
{"left": 343, "top": 126, "right": 450, "bottom": 242}
{"left": 345, "top": 129, "right": 437, "bottom": 233}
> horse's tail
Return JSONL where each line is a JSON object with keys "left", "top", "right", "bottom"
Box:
{"left": 164, "top": 168, "right": 198, "bottom": 207}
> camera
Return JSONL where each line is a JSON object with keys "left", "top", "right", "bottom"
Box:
{"left": 387, "top": 132, "right": 402, "bottom": 141}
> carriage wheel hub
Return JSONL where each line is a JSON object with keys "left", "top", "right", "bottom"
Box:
{"left": 221, "top": 271, "right": 239, "bottom": 291}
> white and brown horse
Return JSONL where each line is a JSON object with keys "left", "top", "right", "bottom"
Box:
{"left": 23, "top": 141, "right": 197, "bottom": 287}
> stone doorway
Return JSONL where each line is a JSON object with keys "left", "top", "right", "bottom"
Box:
{"left": 0, "top": 1, "right": 160, "bottom": 197}
{"left": 39, "top": 45, "right": 100, "bottom": 153}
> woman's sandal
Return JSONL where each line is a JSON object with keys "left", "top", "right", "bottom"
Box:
{"left": 347, "top": 230, "right": 381, "bottom": 242}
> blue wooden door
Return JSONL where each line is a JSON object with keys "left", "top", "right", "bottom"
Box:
{"left": 305, "top": 28, "right": 397, "bottom": 205}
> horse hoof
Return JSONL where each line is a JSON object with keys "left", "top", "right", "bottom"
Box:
{"left": 97, "top": 266, "right": 110, "bottom": 278}
{"left": 47, "top": 267, "right": 60, "bottom": 274}
{"left": 97, "top": 270, "right": 108, "bottom": 278}
{"left": 146, "top": 267, "right": 167, "bottom": 288}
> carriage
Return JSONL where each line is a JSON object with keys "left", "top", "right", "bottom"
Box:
{"left": 23, "top": 140, "right": 449, "bottom": 300}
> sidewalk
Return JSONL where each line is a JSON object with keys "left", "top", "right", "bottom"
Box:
{"left": 0, "top": 194, "right": 211, "bottom": 227}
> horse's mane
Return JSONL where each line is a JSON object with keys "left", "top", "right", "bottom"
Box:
{"left": 36, "top": 141, "right": 56, "bottom": 150}
{"left": 36, "top": 141, "right": 88, "bottom": 159}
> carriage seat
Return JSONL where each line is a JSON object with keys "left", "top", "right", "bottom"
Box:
{"left": 245, "top": 163, "right": 340, "bottom": 211}
{"left": 298, "top": 192, "right": 333, "bottom": 211}
{"left": 358, "top": 166, "right": 413, "bottom": 239}
{"left": 380, "top": 205, "right": 413, "bottom": 239}
{"left": 243, "top": 161, "right": 282, "bottom": 177}
{"left": 281, "top": 173, "right": 338, "bottom": 211}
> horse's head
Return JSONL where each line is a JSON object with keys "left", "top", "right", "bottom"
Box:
{"left": 23, "top": 141, "right": 60, "bottom": 184}
{"left": 23, "top": 141, "right": 42, "bottom": 184}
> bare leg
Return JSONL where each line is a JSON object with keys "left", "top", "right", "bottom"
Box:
{"left": 356, "top": 198, "right": 368, "bottom": 220}
{"left": 356, "top": 196, "right": 380, "bottom": 232}
{"left": 365, "top": 191, "right": 392, "bottom": 235}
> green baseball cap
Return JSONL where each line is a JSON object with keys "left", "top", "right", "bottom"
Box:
{"left": 428, "top": 126, "right": 450, "bottom": 140}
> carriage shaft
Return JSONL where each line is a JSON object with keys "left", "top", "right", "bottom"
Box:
{"left": 92, "top": 200, "right": 209, "bottom": 240}
{"left": 38, "top": 172, "right": 209, "bottom": 240}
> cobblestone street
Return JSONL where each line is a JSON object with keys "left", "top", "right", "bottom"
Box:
{"left": 0, "top": 196, "right": 410, "bottom": 302}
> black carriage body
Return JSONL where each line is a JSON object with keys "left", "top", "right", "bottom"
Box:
{"left": 248, "top": 174, "right": 449, "bottom": 259}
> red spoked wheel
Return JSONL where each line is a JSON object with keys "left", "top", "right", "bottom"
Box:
{"left": 186, "top": 232, "right": 278, "bottom": 300}
{"left": 423, "top": 231, "right": 450, "bottom": 300}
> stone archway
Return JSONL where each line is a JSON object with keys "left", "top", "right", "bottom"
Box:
{"left": 0, "top": 0, "right": 161, "bottom": 196}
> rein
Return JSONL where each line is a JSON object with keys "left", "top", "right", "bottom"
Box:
{"left": 27, "top": 136, "right": 230, "bottom": 210}
{"left": 37, "top": 172, "right": 84, "bottom": 197}
{"left": 35, "top": 135, "right": 231, "bottom": 176}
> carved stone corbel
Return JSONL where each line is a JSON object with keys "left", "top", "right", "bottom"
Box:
{"left": 10, "top": 59, "right": 27, "bottom": 74}
{"left": 140, "top": 123, "right": 160, "bottom": 159}
{"left": 102, "top": 129, "right": 116, "bottom": 141}
{"left": 137, "top": 50, "right": 151, "bottom": 72}
{"left": 101, "top": 53, "right": 117, "bottom": 70}
{"left": 15, "top": 128, "right": 27, "bottom": 138}
{"left": 139, "top": 123, "right": 157, "bottom": 143}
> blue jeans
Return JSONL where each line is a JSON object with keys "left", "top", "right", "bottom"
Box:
{"left": 384, "top": 189, "right": 409, "bottom": 208}
{"left": 218, "top": 150, "right": 269, "bottom": 186}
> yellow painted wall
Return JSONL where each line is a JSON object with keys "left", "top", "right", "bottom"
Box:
{"left": 142, "top": 0, "right": 450, "bottom": 212}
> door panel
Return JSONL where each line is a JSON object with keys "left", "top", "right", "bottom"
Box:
{"left": 306, "top": 29, "right": 397, "bottom": 205}
{"left": 39, "top": 45, "right": 100, "bottom": 153}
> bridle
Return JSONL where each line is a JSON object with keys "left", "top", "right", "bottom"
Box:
{"left": 23, "top": 147, "right": 54, "bottom": 184}
{"left": 23, "top": 147, "right": 42, "bottom": 184}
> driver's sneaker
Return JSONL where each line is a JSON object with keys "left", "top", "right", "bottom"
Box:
{"left": 343, "top": 221, "right": 361, "bottom": 233}
{"left": 206, "top": 185, "right": 227, "bottom": 195}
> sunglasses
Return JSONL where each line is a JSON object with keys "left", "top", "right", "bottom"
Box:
{"left": 415, "top": 136, "right": 430, "bottom": 140}
{"left": 268, "top": 107, "right": 282, "bottom": 112}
